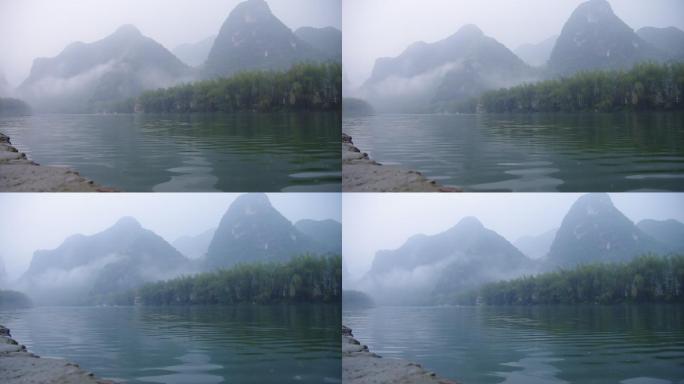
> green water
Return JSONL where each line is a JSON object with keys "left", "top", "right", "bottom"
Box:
{"left": 0, "top": 112, "right": 340, "bottom": 192}
{"left": 0, "top": 304, "right": 341, "bottom": 383}
{"left": 343, "top": 304, "right": 684, "bottom": 384}
{"left": 343, "top": 112, "right": 684, "bottom": 191}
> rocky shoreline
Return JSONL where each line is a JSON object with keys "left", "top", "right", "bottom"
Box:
{"left": 0, "top": 132, "right": 115, "bottom": 192}
{"left": 342, "top": 133, "right": 461, "bottom": 192}
{"left": 0, "top": 325, "right": 114, "bottom": 384}
{"left": 342, "top": 325, "right": 459, "bottom": 384}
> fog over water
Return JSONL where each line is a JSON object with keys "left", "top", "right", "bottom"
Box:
{"left": 343, "top": 0, "right": 684, "bottom": 88}
{"left": 0, "top": 193, "right": 341, "bottom": 281}
{"left": 0, "top": 0, "right": 341, "bottom": 87}
{"left": 342, "top": 193, "right": 684, "bottom": 280}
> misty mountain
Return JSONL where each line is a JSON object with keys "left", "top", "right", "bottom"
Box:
{"left": 294, "top": 219, "right": 342, "bottom": 254}
{"left": 205, "top": 194, "right": 329, "bottom": 269}
{"left": 548, "top": 0, "right": 663, "bottom": 75}
{"left": 547, "top": 194, "right": 667, "bottom": 268}
{"left": 362, "top": 216, "right": 533, "bottom": 304}
{"left": 18, "top": 24, "right": 192, "bottom": 112}
{"left": 514, "top": 228, "right": 558, "bottom": 260}
{"left": 0, "top": 255, "right": 6, "bottom": 287}
{"left": 514, "top": 35, "right": 558, "bottom": 67}
{"left": 203, "top": 0, "right": 325, "bottom": 78}
{"left": 172, "top": 35, "right": 217, "bottom": 67}
{"left": 19, "top": 217, "right": 189, "bottom": 305}
{"left": 0, "top": 73, "right": 9, "bottom": 97}
{"left": 637, "top": 219, "right": 684, "bottom": 253}
{"left": 342, "top": 97, "right": 374, "bottom": 116}
{"left": 294, "top": 26, "right": 342, "bottom": 60}
{"left": 342, "top": 290, "right": 374, "bottom": 308}
{"left": 361, "top": 24, "right": 534, "bottom": 112}
{"left": 172, "top": 227, "right": 216, "bottom": 259}
{"left": 636, "top": 26, "right": 684, "bottom": 61}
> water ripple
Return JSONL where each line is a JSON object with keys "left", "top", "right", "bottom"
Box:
{"left": 343, "top": 112, "right": 684, "bottom": 191}
{"left": 0, "top": 112, "right": 341, "bottom": 191}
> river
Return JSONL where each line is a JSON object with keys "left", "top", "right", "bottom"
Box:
{"left": 0, "top": 304, "right": 341, "bottom": 383}
{"left": 343, "top": 112, "right": 684, "bottom": 191}
{"left": 343, "top": 304, "right": 684, "bottom": 384}
{"left": 0, "top": 112, "right": 340, "bottom": 192}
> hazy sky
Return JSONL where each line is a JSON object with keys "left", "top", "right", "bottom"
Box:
{"left": 343, "top": 193, "right": 684, "bottom": 279}
{"left": 343, "top": 0, "right": 684, "bottom": 87}
{"left": 0, "top": 193, "right": 341, "bottom": 280}
{"left": 0, "top": 0, "right": 341, "bottom": 87}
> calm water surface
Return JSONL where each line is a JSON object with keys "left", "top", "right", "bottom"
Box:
{"left": 0, "top": 112, "right": 340, "bottom": 191}
{"left": 343, "top": 305, "right": 684, "bottom": 384}
{"left": 343, "top": 112, "right": 684, "bottom": 191}
{"left": 0, "top": 304, "right": 340, "bottom": 383}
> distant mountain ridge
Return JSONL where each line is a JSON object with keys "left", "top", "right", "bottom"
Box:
{"left": 514, "top": 228, "right": 558, "bottom": 260}
{"left": 18, "top": 24, "right": 192, "bottom": 112}
{"left": 295, "top": 219, "right": 342, "bottom": 255}
{"left": 15, "top": 0, "right": 339, "bottom": 112}
{"left": 19, "top": 216, "right": 189, "bottom": 304}
{"left": 636, "top": 26, "right": 684, "bottom": 61}
{"left": 362, "top": 216, "right": 534, "bottom": 304}
{"left": 205, "top": 194, "right": 334, "bottom": 270}
{"left": 15, "top": 194, "right": 339, "bottom": 305}
{"left": 361, "top": 24, "right": 535, "bottom": 111}
{"left": 547, "top": 194, "right": 668, "bottom": 267}
{"left": 172, "top": 227, "right": 216, "bottom": 259}
{"left": 637, "top": 219, "right": 684, "bottom": 253}
{"left": 358, "top": 0, "right": 684, "bottom": 112}
{"left": 295, "top": 26, "right": 342, "bottom": 60}
{"left": 0, "top": 255, "right": 6, "bottom": 287}
{"left": 357, "top": 193, "right": 680, "bottom": 305}
{"left": 514, "top": 35, "right": 558, "bottom": 67}
{"left": 548, "top": 0, "right": 664, "bottom": 75}
{"left": 173, "top": 35, "right": 217, "bottom": 67}
{"left": 0, "top": 73, "right": 9, "bottom": 96}
{"left": 203, "top": 0, "right": 328, "bottom": 78}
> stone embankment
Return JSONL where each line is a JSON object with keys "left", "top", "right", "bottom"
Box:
{"left": 0, "top": 325, "right": 114, "bottom": 384}
{"left": 0, "top": 133, "right": 115, "bottom": 192}
{"left": 342, "top": 325, "right": 459, "bottom": 384}
{"left": 342, "top": 133, "right": 461, "bottom": 192}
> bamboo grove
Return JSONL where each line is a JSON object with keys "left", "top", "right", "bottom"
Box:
{"left": 137, "top": 62, "right": 341, "bottom": 113}
{"left": 451, "top": 62, "right": 684, "bottom": 113}
{"left": 456, "top": 255, "right": 684, "bottom": 305}
{"left": 119, "top": 255, "right": 342, "bottom": 306}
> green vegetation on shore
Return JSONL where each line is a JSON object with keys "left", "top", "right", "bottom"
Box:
{"left": 451, "top": 62, "right": 684, "bottom": 113}
{"left": 456, "top": 255, "right": 684, "bottom": 305}
{"left": 137, "top": 62, "right": 341, "bottom": 113}
{"left": 0, "top": 98, "right": 31, "bottom": 116}
{"left": 106, "top": 255, "right": 341, "bottom": 305}
{"left": 0, "top": 289, "right": 32, "bottom": 309}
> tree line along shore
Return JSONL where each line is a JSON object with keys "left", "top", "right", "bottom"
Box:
{"left": 96, "top": 254, "right": 341, "bottom": 306}
{"left": 449, "top": 62, "right": 684, "bottom": 113}
{"left": 453, "top": 254, "right": 684, "bottom": 306}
